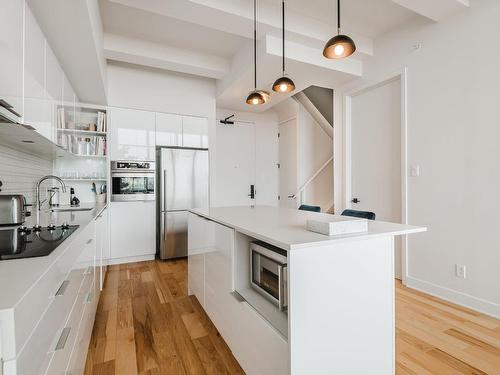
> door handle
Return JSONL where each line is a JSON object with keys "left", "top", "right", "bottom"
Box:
{"left": 248, "top": 184, "right": 255, "bottom": 199}
{"left": 351, "top": 198, "right": 360, "bottom": 204}
{"left": 288, "top": 195, "right": 296, "bottom": 199}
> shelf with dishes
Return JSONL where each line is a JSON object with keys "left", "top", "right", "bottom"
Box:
{"left": 55, "top": 103, "right": 108, "bottom": 157}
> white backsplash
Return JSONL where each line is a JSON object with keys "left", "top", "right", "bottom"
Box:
{"left": 0, "top": 144, "right": 52, "bottom": 204}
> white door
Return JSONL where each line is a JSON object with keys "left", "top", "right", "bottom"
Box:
{"left": 216, "top": 121, "right": 256, "bottom": 206}
{"left": 279, "top": 118, "right": 298, "bottom": 209}
{"left": 350, "top": 78, "right": 403, "bottom": 278}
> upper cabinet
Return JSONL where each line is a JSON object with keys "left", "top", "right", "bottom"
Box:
{"left": 109, "top": 107, "right": 156, "bottom": 161}
{"left": 109, "top": 109, "right": 209, "bottom": 160}
{"left": 156, "top": 112, "right": 183, "bottom": 147}
{"left": 0, "top": 0, "right": 24, "bottom": 118}
{"left": 23, "top": 5, "right": 53, "bottom": 140}
{"left": 182, "top": 116, "right": 209, "bottom": 148}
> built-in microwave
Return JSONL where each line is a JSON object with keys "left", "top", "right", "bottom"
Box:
{"left": 250, "top": 241, "right": 288, "bottom": 311}
{"left": 110, "top": 161, "right": 155, "bottom": 202}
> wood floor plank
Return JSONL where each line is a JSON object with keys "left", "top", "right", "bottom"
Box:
{"left": 84, "top": 260, "right": 500, "bottom": 375}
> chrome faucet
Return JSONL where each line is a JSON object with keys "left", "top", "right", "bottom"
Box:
{"left": 36, "top": 175, "right": 67, "bottom": 211}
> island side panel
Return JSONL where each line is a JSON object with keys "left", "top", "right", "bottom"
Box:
{"left": 288, "top": 236, "right": 395, "bottom": 375}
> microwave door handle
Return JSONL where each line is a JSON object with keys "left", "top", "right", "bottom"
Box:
{"left": 278, "top": 264, "right": 284, "bottom": 311}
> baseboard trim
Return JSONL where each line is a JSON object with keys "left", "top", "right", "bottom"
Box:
{"left": 405, "top": 276, "right": 500, "bottom": 319}
{"left": 106, "top": 254, "right": 155, "bottom": 266}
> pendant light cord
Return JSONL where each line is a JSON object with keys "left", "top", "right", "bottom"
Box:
{"left": 254, "top": 0, "right": 257, "bottom": 90}
{"left": 282, "top": 1, "right": 285, "bottom": 74}
{"left": 337, "top": 0, "right": 341, "bottom": 34}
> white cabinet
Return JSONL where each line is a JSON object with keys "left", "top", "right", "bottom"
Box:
{"left": 154, "top": 113, "right": 208, "bottom": 148}
{"left": 182, "top": 116, "right": 209, "bottom": 148}
{"left": 110, "top": 201, "right": 156, "bottom": 260}
{"left": 156, "top": 112, "right": 183, "bottom": 147}
{"left": 188, "top": 213, "right": 209, "bottom": 307}
{"left": 23, "top": 5, "right": 54, "bottom": 141}
{"left": 204, "top": 220, "right": 235, "bottom": 345}
{"left": 188, "top": 214, "right": 290, "bottom": 375}
{"left": 95, "top": 208, "right": 109, "bottom": 290}
{"left": 110, "top": 107, "right": 156, "bottom": 161}
{"left": 0, "top": 0, "right": 24, "bottom": 118}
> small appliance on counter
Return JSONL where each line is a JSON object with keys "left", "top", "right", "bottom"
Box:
{"left": 0, "top": 194, "right": 28, "bottom": 226}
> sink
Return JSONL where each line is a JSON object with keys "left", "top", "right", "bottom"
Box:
{"left": 50, "top": 207, "right": 93, "bottom": 212}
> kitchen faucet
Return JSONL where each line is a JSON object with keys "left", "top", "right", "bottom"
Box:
{"left": 36, "top": 175, "right": 67, "bottom": 211}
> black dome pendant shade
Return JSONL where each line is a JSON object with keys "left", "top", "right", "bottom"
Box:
{"left": 246, "top": 0, "right": 268, "bottom": 105}
{"left": 323, "top": 0, "right": 356, "bottom": 59}
{"left": 272, "top": 1, "right": 295, "bottom": 93}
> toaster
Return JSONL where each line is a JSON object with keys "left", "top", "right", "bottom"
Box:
{"left": 0, "top": 194, "right": 27, "bottom": 226}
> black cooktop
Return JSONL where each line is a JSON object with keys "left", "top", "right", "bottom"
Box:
{"left": 0, "top": 225, "right": 79, "bottom": 261}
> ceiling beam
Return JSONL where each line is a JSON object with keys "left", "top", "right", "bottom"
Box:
{"left": 391, "top": 0, "right": 469, "bottom": 21}
{"left": 27, "top": 0, "right": 108, "bottom": 104}
{"left": 103, "top": 33, "right": 229, "bottom": 79}
{"left": 108, "top": 0, "right": 373, "bottom": 57}
{"left": 215, "top": 35, "right": 362, "bottom": 112}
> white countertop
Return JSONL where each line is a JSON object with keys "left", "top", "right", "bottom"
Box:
{"left": 0, "top": 203, "right": 107, "bottom": 311}
{"left": 190, "top": 206, "right": 426, "bottom": 250}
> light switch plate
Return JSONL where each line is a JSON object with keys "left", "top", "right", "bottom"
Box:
{"left": 410, "top": 165, "right": 420, "bottom": 177}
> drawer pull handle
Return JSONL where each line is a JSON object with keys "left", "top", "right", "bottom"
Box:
{"left": 85, "top": 292, "right": 93, "bottom": 304}
{"left": 55, "top": 327, "right": 71, "bottom": 351}
{"left": 55, "top": 280, "right": 70, "bottom": 296}
{"left": 86, "top": 239, "right": 93, "bottom": 244}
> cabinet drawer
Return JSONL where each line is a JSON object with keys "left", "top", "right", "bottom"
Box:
{"left": 231, "top": 301, "right": 289, "bottom": 375}
{"left": 46, "top": 273, "right": 91, "bottom": 374}
{"left": 14, "top": 268, "right": 85, "bottom": 375}
{"left": 67, "top": 280, "right": 98, "bottom": 375}
{"left": 13, "top": 222, "right": 95, "bottom": 356}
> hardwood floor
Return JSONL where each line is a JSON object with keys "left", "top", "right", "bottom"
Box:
{"left": 85, "top": 260, "right": 500, "bottom": 375}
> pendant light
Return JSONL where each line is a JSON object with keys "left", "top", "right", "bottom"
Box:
{"left": 323, "top": 0, "right": 356, "bottom": 59}
{"left": 272, "top": 1, "right": 295, "bottom": 93}
{"left": 246, "top": 0, "right": 268, "bottom": 105}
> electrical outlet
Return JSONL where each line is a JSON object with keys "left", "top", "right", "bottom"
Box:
{"left": 455, "top": 264, "right": 467, "bottom": 279}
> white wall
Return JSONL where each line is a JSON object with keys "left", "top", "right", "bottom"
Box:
{"left": 338, "top": 0, "right": 500, "bottom": 317}
{"left": 107, "top": 61, "right": 217, "bottom": 204}
{"left": 216, "top": 108, "right": 279, "bottom": 207}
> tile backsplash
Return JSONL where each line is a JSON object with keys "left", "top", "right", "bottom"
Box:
{"left": 0, "top": 144, "right": 53, "bottom": 204}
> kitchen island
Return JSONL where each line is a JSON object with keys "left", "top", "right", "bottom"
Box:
{"left": 188, "top": 206, "right": 426, "bottom": 375}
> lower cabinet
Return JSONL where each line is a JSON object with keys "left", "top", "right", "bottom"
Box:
{"left": 2, "top": 214, "right": 104, "bottom": 375}
{"left": 188, "top": 213, "right": 289, "bottom": 375}
{"left": 110, "top": 201, "right": 155, "bottom": 261}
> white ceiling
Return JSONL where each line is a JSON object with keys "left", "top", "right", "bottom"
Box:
{"left": 95, "top": 0, "right": 467, "bottom": 111}
{"left": 282, "top": 0, "right": 420, "bottom": 38}
{"left": 100, "top": 0, "right": 248, "bottom": 58}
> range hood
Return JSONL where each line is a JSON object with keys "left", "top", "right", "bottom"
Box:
{"left": 0, "top": 99, "right": 22, "bottom": 124}
{"left": 0, "top": 121, "right": 69, "bottom": 159}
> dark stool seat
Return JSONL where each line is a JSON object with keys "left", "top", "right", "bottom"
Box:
{"left": 341, "top": 209, "right": 376, "bottom": 220}
{"left": 298, "top": 204, "right": 321, "bottom": 213}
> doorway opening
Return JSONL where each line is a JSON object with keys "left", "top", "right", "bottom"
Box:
{"left": 344, "top": 71, "right": 408, "bottom": 281}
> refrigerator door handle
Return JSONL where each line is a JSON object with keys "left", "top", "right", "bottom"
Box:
{"left": 163, "top": 169, "right": 167, "bottom": 212}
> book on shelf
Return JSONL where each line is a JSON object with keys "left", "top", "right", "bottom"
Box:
{"left": 97, "top": 111, "right": 107, "bottom": 133}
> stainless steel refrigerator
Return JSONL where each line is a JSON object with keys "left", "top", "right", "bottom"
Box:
{"left": 157, "top": 147, "right": 209, "bottom": 260}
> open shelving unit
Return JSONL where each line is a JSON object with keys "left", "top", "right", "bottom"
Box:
{"left": 55, "top": 103, "right": 108, "bottom": 158}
